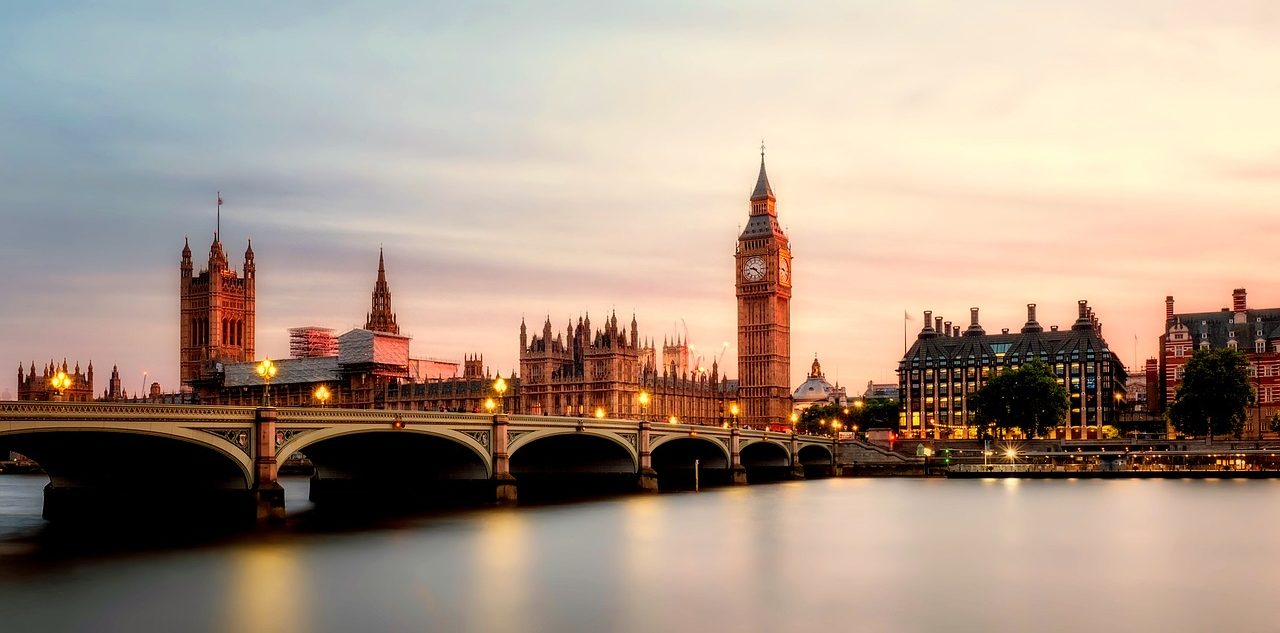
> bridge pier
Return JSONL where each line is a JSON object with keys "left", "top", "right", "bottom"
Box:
{"left": 729, "top": 427, "right": 748, "bottom": 485}
{"left": 637, "top": 420, "right": 658, "bottom": 492}
{"left": 789, "top": 432, "right": 805, "bottom": 480}
{"left": 492, "top": 414, "right": 518, "bottom": 505}
{"left": 253, "top": 407, "right": 286, "bottom": 526}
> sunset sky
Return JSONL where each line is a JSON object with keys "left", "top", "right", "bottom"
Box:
{"left": 3, "top": 2, "right": 1279, "bottom": 396}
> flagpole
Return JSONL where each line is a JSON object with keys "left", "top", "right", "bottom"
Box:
{"left": 216, "top": 191, "right": 221, "bottom": 242}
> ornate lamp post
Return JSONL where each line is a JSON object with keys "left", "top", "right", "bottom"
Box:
{"left": 789, "top": 411, "right": 799, "bottom": 434}
{"left": 831, "top": 420, "right": 843, "bottom": 473}
{"left": 484, "top": 398, "right": 496, "bottom": 414}
{"left": 729, "top": 402, "right": 740, "bottom": 428}
{"left": 49, "top": 370, "right": 72, "bottom": 401}
{"left": 313, "top": 384, "right": 331, "bottom": 408}
{"left": 638, "top": 390, "right": 650, "bottom": 422}
{"left": 256, "top": 357, "right": 278, "bottom": 407}
{"left": 594, "top": 406, "right": 606, "bottom": 420}
{"left": 493, "top": 376, "right": 508, "bottom": 413}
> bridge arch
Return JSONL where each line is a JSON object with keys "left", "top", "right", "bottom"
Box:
{"left": 740, "top": 439, "right": 791, "bottom": 467}
{"left": 650, "top": 433, "right": 731, "bottom": 464}
{"left": 797, "top": 443, "right": 834, "bottom": 465}
{"left": 276, "top": 425, "right": 492, "bottom": 479}
{"left": 0, "top": 425, "right": 254, "bottom": 488}
{"left": 508, "top": 429, "right": 639, "bottom": 471}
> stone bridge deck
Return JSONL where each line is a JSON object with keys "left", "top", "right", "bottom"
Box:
{"left": 0, "top": 402, "right": 843, "bottom": 524}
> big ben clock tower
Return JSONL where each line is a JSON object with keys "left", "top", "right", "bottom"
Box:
{"left": 736, "top": 149, "right": 792, "bottom": 430}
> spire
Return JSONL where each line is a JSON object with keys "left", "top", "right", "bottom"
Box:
{"left": 751, "top": 141, "right": 774, "bottom": 201}
{"left": 364, "top": 248, "right": 399, "bottom": 334}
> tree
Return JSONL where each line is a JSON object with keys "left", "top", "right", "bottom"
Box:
{"left": 969, "top": 360, "right": 1069, "bottom": 438}
{"left": 1168, "top": 347, "right": 1254, "bottom": 441}
{"left": 794, "top": 398, "right": 898, "bottom": 437}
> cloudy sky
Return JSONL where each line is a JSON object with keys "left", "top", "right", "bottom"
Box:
{"left": 3, "top": 1, "right": 1279, "bottom": 395}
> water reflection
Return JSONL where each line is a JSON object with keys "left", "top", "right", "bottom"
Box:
{"left": 1, "top": 477, "right": 1279, "bottom": 632}
{"left": 223, "top": 544, "right": 311, "bottom": 633}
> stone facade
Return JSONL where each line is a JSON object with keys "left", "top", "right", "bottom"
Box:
{"left": 736, "top": 153, "right": 792, "bottom": 430}
{"left": 1160, "top": 289, "right": 1280, "bottom": 438}
{"left": 517, "top": 313, "right": 735, "bottom": 425}
{"left": 180, "top": 226, "right": 256, "bottom": 387}
{"left": 17, "top": 360, "right": 94, "bottom": 402}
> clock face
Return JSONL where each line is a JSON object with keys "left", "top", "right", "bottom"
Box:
{"left": 743, "top": 256, "right": 766, "bottom": 281}
{"left": 779, "top": 257, "right": 790, "bottom": 283}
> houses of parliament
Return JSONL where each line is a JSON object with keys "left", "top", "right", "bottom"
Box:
{"left": 22, "top": 156, "right": 797, "bottom": 429}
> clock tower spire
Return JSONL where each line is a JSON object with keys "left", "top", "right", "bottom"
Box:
{"left": 736, "top": 148, "right": 792, "bottom": 430}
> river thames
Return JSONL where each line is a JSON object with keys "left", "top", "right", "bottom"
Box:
{"left": 1, "top": 474, "right": 1277, "bottom": 632}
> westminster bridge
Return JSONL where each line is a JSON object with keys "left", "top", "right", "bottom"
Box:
{"left": 0, "top": 402, "right": 853, "bottom": 525}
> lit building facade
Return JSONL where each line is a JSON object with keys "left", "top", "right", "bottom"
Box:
{"left": 1160, "top": 288, "right": 1280, "bottom": 438}
{"left": 17, "top": 360, "right": 94, "bottom": 402}
{"left": 898, "top": 301, "right": 1128, "bottom": 439}
{"left": 517, "top": 313, "right": 734, "bottom": 425}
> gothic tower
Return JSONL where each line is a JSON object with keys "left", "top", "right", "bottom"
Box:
{"left": 365, "top": 248, "right": 400, "bottom": 334}
{"left": 180, "top": 204, "right": 256, "bottom": 387}
{"left": 735, "top": 150, "right": 792, "bottom": 429}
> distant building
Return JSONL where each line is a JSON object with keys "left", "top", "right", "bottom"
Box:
{"left": 195, "top": 250, "right": 511, "bottom": 412}
{"left": 863, "top": 381, "right": 899, "bottom": 400}
{"left": 180, "top": 226, "right": 256, "bottom": 387}
{"left": 17, "top": 360, "right": 94, "bottom": 402}
{"left": 898, "top": 302, "right": 1128, "bottom": 440}
{"left": 791, "top": 356, "right": 846, "bottom": 411}
{"left": 289, "top": 327, "right": 338, "bottom": 359}
{"left": 518, "top": 312, "right": 735, "bottom": 425}
{"left": 1159, "top": 289, "right": 1280, "bottom": 437}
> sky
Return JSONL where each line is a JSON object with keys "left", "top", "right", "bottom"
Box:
{"left": 2, "top": 1, "right": 1280, "bottom": 396}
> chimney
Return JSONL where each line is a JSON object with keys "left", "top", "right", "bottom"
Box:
{"left": 1072, "top": 300, "right": 1093, "bottom": 330}
{"left": 922, "top": 311, "right": 934, "bottom": 335}
{"left": 1166, "top": 295, "right": 1175, "bottom": 321}
{"left": 965, "top": 307, "right": 986, "bottom": 336}
{"left": 1022, "top": 303, "right": 1043, "bottom": 334}
{"left": 935, "top": 316, "right": 943, "bottom": 334}
{"left": 944, "top": 321, "right": 952, "bottom": 337}
{"left": 970, "top": 308, "right": 979, "bottom": 326}
{"left": 1233, "top": 288, "right": 1247, "bottom": 313}
{"left": 954, "top": 326, "right": 960, "bottom": 337}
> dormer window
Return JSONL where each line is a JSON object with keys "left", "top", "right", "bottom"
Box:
{"left": 1200, "top": 341, "right": 1210, "bottom": 350}
{"left": 1228, "top": 339, "right": 1238, "bottom": 350}
{"left": 1258, "top": 340, "right": 1267, "bottom": 353}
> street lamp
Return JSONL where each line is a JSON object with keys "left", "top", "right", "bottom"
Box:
{"left": 256, "top": 357, "right": 278, "bottom": 407}
{"left": 789, "top": 411, "right": 799, "bottom": 433}
{"left": 493, "top": 376, "right": 508, "bottom": 413}
{"left": 49, "top": 370, "right": 71, "bottom": 401}
{"left": 313, "top": 384, "right": 331, "bottom": 407}
{"left": 595, "top": 406, "right": 606, "bottom": 419}
{"left": 484, "top": 397, "right": 496, "bottom": 413}
{"left": 638, "top": 390, "right": 650, "bottom": 422}
{"left": 729, "top": 402, "right": 740, "bottom": 428}
{"left": 668, "top": 415, "right": 679, "bottom": 425}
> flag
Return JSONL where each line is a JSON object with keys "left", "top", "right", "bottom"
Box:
{"left": 217, "top": 193, "right": 223, "bottom": 206}
{"left": 904, "top": 310, "right": 912, "bottom": 321}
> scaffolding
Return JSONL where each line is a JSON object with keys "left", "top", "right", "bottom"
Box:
{"left": 289, "top": 326, "right": 338, "bottom": 359}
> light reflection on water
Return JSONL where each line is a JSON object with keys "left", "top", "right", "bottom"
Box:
{"left": 1, "top": 475, "right": 1278, "bottom": 632}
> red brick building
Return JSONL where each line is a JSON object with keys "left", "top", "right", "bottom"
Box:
{"left": 1160, "top": 288, "right": 1279, "bottom": 438}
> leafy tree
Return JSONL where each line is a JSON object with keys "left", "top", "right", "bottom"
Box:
{"left": 1269, "top": 413, "right": 1280, "bottom": 434}
{"left": 793, "top": 398, "right": 899, "bottom": 437}
{"left": 969, "top": 360, "right": 1069, "bottom": 438}
{"left": 1168, "top": 347, "right": 1254, "bottom": 441}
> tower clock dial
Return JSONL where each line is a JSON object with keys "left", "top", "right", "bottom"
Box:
{"left": 779, "top": 257, "right": 790, "bottom": 284}
{"left": 743, "top": 256, "right": 766, "bottom": 281}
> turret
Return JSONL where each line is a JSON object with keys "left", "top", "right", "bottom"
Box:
{"left": 181, "top": 237, "right": 193, "bottom": 277}
{"left": 244, "top": 239, "right": 255, "bottom": 277}
{"left": 520, "top": 317, "right": 528, "bottom": 351}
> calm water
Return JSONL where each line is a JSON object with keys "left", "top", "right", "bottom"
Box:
{"left": 0, "top": 474, "right": 1277, "bottom": 632}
